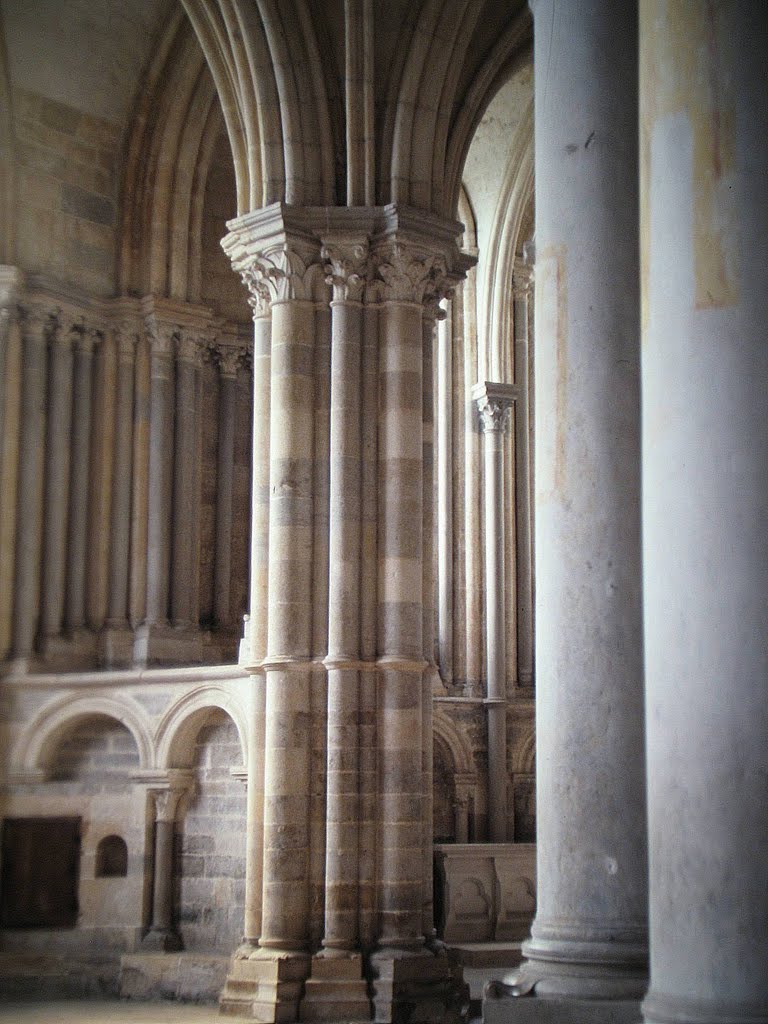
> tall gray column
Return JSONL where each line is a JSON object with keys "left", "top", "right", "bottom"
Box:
{"left": 144, "top": 321, "right": 175, "bottom": 628}
{"left": 12, "top": 305, "right": 49, "bottom": 662}
{"left": 473, "top": 382, "right": 515, "bottom": 844}
{"left": 106, "top": 322, "right": 137, "bottom": 628}
{"left": 640, "top": 5, "right": 768, "bottom": 1024}
{"left": 319, "top": 239, "right": 366, "bottom": 956}
{"left": 213, "top": 346, "right": 240, "bottom": 630}
{"left": 64, "top": 325, "right": 96, "bottom": 635}
{"left": 40, "top": 316, "right": 74, "bottom": 642}
{"left": 170, "top": 332, "right": 203, "bottom": 629}
{"left": 512, "top": 262, "right": 534, "bottom": 690}
{"left": 498, "top": 0, "right": 647, "bottom": 1003}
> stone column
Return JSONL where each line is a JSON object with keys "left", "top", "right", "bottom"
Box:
{"left": 370, "top": 232, "right": 468, "bottom": 1024}
{"left": 142, "top": 778, "right": 190, "bottom": 951}
{"left": 64, "top": 324, "right": 96, "bottom": 636}
{"left": 420, "top": 299, "right": 440, "bottom": 942}
{"left": 436, "top": 302, "right": 453, "bottom": 684}
{"left": 213, "top": 346, "right": 240, "bottom": 630}
{"left": 301, "top": 239, "right": 371, "bottom": 1021}
{"left": 11, "top": 304, "right": 49, "bottom": 664}
{"left": 240, "top": 288, "right": 271, "bottom": 670}
{"left": 512, "top": 262, "right": 534, "bottom": 690}
{"left": 489, "top": 0, "right": 647, "bottom": 1009}
{"left": 374, "top": 243, "right": 427, "bottom": 958}
{"left": 0, "top": 268, "right": 23, "bottom": 662}
{"left": 473, "top": 382, "right": 515, "bottom": 844}
{"left": 640, "top": 5, "right": 768, "bottom": 1024}
{"left": 142, "top": 320, "right": 175, "bottom": 630}
{"left": 320, "top": 239, "right": 365, "bottom": 953}
{"left": 103, "top": 321, "right": 137, "bottom": 664}
{"left": 170, "top": 331, "right": 203, "bottom": 630}
{"left": 222, "top": 217, "right": 324, "bottom": 1023}
{"left": 40, "top": 315, "right": 74, "bottom": 644}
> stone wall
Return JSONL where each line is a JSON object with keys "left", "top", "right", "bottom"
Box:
{"left": 12, "top": 89, "right": 120, "bottom": 296}
{"left": 176, "top": 711, "right": 246, "bottom": 953}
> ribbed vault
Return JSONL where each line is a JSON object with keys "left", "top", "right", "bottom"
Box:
{"left": 174, "top": 0, "right": 531, "bottom": 219}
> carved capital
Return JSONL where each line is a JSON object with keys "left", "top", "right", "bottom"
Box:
{"left": 19, "top": 303, "right": 56, "bottom": 341}
{"left": 240, "top": 267, "right": 272, "bottom": 320}
{"left": 243, "top": 245, "right": 325, "bottom": 305}
{"left": 218, "top": 344, "right": 242, "bottom": 379}
{"left": 374, "top": 243, "right": 449, "bottom": 306}
{"left": 176, "top": 332, "right": 205, "bottom": 366}
{"left": 472, "top": 381, "right": 517, "bottom": 434}
{"left": 322, "top": 239, "right": 369, "bottom": 303}
{"left": 151, "top": 788, "right": 184, "bottom": 823}
{"left": 145, "top": 318, "right": 177, "bottom": 358}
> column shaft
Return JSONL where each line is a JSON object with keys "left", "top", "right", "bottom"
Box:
{"left": 260, "top": 297, "right": 316, "bottom": 953}
{"left": 436, "top": 305, "right": 453, "bottom": 682}
{"left": 106, "top": 328, "right": 136, "bottom": 626}
{"left": 323, "top": 292, "right": 363, "bottom": 951}
{"left": 64, "top": 329, "right": 95, "bottom": 633}
{"left": 40, "top": 321, "right": 73, "bottom": 640}
{"left": 421, "top": 311, "right": 437, "bottom": 938}
{"left": 170, "top": 337, "right": 201, "bottom": 628}
{"left": 640, "top": 5, "right": 768, "bottom": 1022}
{"left": 129, "top": 334, "right": 151, "bottom": 627}
{"left": 143, "top": 786, "right": 184, "bottom": 951}
{"left": 214, "top": 357, "right": 237, "bottom": 628}
{"left": 145, "top": 331, "right": 174, "bottom": 626}
{"left": 377, "top": 297, "right": 424, "bottom": 951}
{"left": 245, "top": 314, "right": 271, "bottom": 664}
{"left": 512, "top": 273, "right": 534, "bottom": 688}
{"left": 12, "top": 307, "right": 48, "bottom": 659}
{"left": 515, "top": 0, "right": 647, "bottom": 998}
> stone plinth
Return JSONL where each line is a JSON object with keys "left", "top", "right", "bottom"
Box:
{"left": 119, "top": 952, "right": 229, "bottom": 1003}
{"left": 219, "top": 952, "right": 310, "bottom": 1022}
{"left": 434, "top": 844, "right": 535, "bottom": 944}
{"left": 368, "top": 950, "right": 468, "bottom": 1024}
{"left": 299, "top": 954, "right": 370, "bottom": 1022}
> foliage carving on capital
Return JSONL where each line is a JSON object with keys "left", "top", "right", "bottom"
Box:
{"left": 473, "top": 382, "right": 516, "bottom": 435}
{"left": 217, "top": 344, "right": 242, "bottom": 378}
{"left": 240, "top": 244, "right": 325, "bottom": 309}
{"left": 375, "top": 244, "right": 449, "bottom": 306}
{"left": 322, "top": 240, "right": 369, "bottom": 303}
{"left": 145, "top": 318, "right": 177, "bottom": 358}
{"left": 176, "top": 332, "right": 206, "bottom": 366}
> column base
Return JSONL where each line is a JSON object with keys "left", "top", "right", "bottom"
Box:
{"left": 497, "top": 937, "right": 647, "bottom": 1001}
{"left": 39, "top": 629, "right": 99, "bottom": 671}
{"left": 140, "top": 928, "right": 183, "bottom": 952}
{"left": 133, "top": 623, "right": 206, "bottom": 668}
{"left": 368, "top": 947, "right": 469, "bottom": 1024}
{"left": 100, "top": 624, "right": 135, "bottom": 669}
{"left": 299, "top": 952, "right": 372, "bottom": 1022}
{"left": 219, "top": 948, "right": 311, "bottom": 1022}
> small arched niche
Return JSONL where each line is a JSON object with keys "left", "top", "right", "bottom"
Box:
{"left": 95, "top": 835, "right": 128, "bottom": 878}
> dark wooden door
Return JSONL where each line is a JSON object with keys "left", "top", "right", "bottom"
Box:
{"left": 1, "top": 817, "right": 81, "bottom": 928}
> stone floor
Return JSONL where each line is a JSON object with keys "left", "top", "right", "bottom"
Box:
{"left": 0, "top": 1003, "right": 227, "bottom": 1023}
